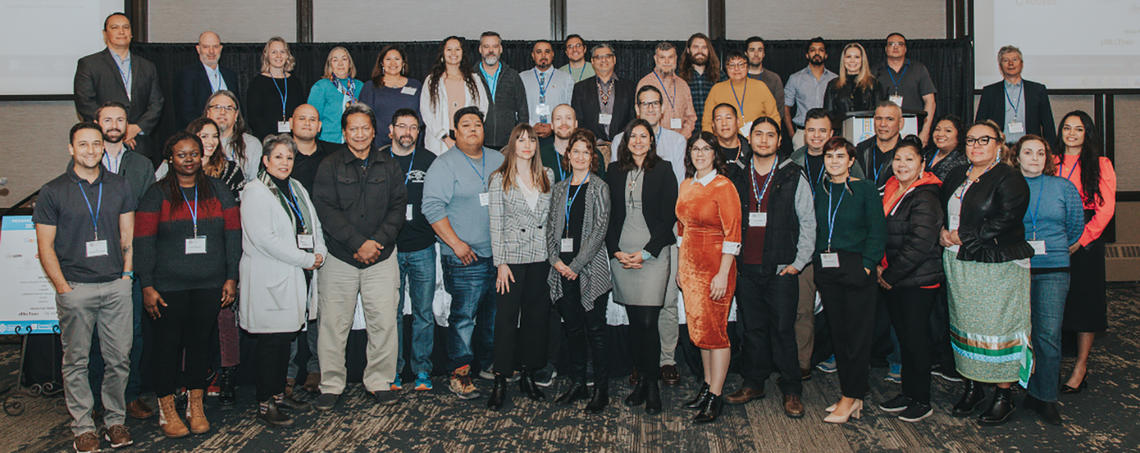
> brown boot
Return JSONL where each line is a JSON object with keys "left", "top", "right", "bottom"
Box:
{"left": 186, "top": 389, "right": 210, "bottom": 434}
{"left": 157, "top": 394, "right": 189, "bottom": 438}
{"left": 127, "top": 398, "right": 154, "bottom": 419}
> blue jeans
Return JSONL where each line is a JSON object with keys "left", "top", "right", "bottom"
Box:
{"left": 441, "top": 254, "right": 496, "bottom": 372}
{"left": 1027, "top": 271, "right": 1069, "bottom": 402}
{"left": 88, "top": 278, "right": 144, "bottom": 404}
{"left": 396, "top": 246, "right": 437, "bottom": 376}
{"left": 287, "top": 319, "right": 319, "bottom": 379}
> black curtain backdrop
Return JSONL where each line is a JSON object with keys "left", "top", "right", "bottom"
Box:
{"left": 133, "top": 38, "right": 971, "bottom": 150}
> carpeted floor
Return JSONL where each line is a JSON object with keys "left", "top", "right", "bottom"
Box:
{"left": 2, "top": 285, "right": 1139, "bottom": 452}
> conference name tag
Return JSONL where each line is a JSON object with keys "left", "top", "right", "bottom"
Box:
{"left": 86, "top": 240, "right": 108, "bottom": 258}
{"left": 670, "top": 118, "right": 682, "bottom": 129}
{"left": 598, "top": 113, "right": 612, "bottom": 125}
{"left": 478, "top": 192, "right": 490, "bottom": 207}
{"left": 1029, "top": 240, "right": 1046, "bottom": 256}
{"left": 749, "top": 212, "right": 767, "bottom": 227}
{"left": 277, "top": 121, "right": 291, "bottom": 133}
{"left": 536, "top": 103, "right": 551, "bottom": 116}
{"left": 1008, "top": 121, "right": 1025, "bottom": 134}
{"left": 561, "top": 238, "right": 574, "bottom": 253}
{"left": 948, "top": 214, "right": 960, "bottom": 231}
{"left": 889, "top": 95, "right": 904, "bottom": 107}
{"left": 401, "top": 86, "right": 417, "bottom": 96}
{"left": 406, "top": 204, "right": 413, "bottom": 221}
{"left": 820, "top": 252, "right": 840, "bottom": 268}
{"left": 185, "top": 236, "right": 207, "bottom": 255}
{"left": 296, "top": 234, "right": 314, "bottom": 250}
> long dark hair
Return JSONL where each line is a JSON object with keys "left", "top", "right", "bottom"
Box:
{"left": 679, "top": 33, "right": 721, "bottom": 83}
{"left": 931, "top": 114, "right": 965, "bottom": 153}
{"left": 426, "top": 36, "right": 481, "bottom": 110}
{"left": 615, "top": 119, "right": 662, "bottom": 172}
{"left": 684, "top": 131, "right": 727, "bottom": 178}
{"left": 186, "top": 117, "right": 227, "bottom": 179}
{"left": 1053, "top": 110, "right": 1104, "bottom": 205}
{"left": 159, "top": 131, "right": 215, "bottom": 203}
{"left": 370, "top": 45, "right": 407, "bottom": 87}
{"left": 203, "top": 90, "right": 249, "bottom": 167}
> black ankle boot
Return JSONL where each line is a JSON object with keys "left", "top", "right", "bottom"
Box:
{"left": 258, "top": 400, "right": 293, "bottom": 426}
{"left": 952, "top": 380, "right": 985, "bottom": 417}
{"left": 218, "top": 367, "right": 236, "bottom": 406}
{"left": 693, "top": 392, "right": 723, "bottom": 423}
{"left": 979, "top": 387, "right": 1015, "bottom": 425}
{"left": 556, "top": 381, "right": 589, "bottom": 405}
{"left": 585, "top": 381, "right": 609, "bottom": 414}
{"left": 624, "top": 378, "right": 647, "bottom": 407}
{"left": 487, "top": 375, "right": 507, "bottom": 411}
{"left": 685, "top": 383, "right": 710, "bottom": 409}
{"left": 644, "top": 379, "right": 662, "bottom": 415}
{"left": 519, "top": 369, "right": 545, "bottom": 401}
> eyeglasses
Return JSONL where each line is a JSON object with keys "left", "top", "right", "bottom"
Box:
{"left": 207, "top": 104, "right": 237, "bottom": 113}
{"left": 566, "top": 43, "right": 585, "bottom": 50}
{"left": 591, "top": 53, "right": 615, "bottom": 61}
{"left": 964, "top": 136, "right": 998, "bottom": 146}
{"left": 886, "top": 42, "right": 906, "bottom": 48}
{"left": 637, "top": 100, "right": 662, "bottom": 108}
{"left": 726, "top": 62, "right": 747, "bottom": 68}
{"left": 691, "top": 146, "right": 715, "bottom": 154}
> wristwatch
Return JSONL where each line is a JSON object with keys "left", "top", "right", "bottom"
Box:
{"left": 640, "top": 250, "right": 653, "bottom": 261}
{"left": 121, "top": 271, "right": 135, "bottom": 279}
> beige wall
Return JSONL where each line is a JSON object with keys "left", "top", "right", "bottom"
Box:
{"left": 149, "top": 0, "right": 297, "bottom": 42}
{"left": 567, "top": 0, "right": 707, "bottom": 41}
{"left": 726, "top": 0, "right": 946, "bottom": 40}
{"left": 314, "top": 1, "right": 550, "bottom": 42}
{"left": 0, "top": 102, "right": 79, "bottom": 205}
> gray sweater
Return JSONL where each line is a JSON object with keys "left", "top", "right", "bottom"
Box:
{"left": 422, "top": 146, "right": 505, "bottom": 258}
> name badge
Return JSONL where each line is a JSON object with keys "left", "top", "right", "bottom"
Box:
{"left": 820, "top": 252, "right": 840, "bottom": 268}
{"left": 948, "top": 214, "right": 960, "bottom": 232}
{"left": 598, "top": 113, "right": 612, "bottom": 125}
{"left": 406, "top": 203, "right": 414, "bottom": 221}
{"left": 297, "top": 234, "right": 314, "bottom": 250}
{"left": 478, "top": 192, "right": 490, "bottom": 207}
{"left": 86, "top": 240, "right": 108, "bottom": 258}
{"left": 1029, "top": 240, "right": 1046, "bottom": 256}
{"left": 561, "top": 238, "right": 574, "bottom": 253}
{"left": 536, "top": 103, "right": 551, "bottom": 116}
{"left": 401, "top": 86, "right": 417, "bottom": 96}
{"left": 277, "top": 121, "right": 291, "bottom": 133}
{"left": 185, "top": 236, "right": 207, "bottom": 255}
{"left": 1007, "top": 121, "right": 1025, "bottom": 134}
{"left": 749, "top": 212, "right": 767, "bottom": 227}
{"left": 670, "top": 117, "right": 682, "bottom": 129}
{"left": 889, "top": 95, "right": 904, "bottom": 107}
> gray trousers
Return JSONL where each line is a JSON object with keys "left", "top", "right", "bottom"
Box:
{"left": 57, "top": 279, "right": 133, "bottom": 435}
{"left": 659, "top": 245, "right": 679, "bottom": 366}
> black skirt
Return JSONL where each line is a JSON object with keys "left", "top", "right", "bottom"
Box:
{"left": 1063, "top": 210, "right": 1107, "bottom": 332}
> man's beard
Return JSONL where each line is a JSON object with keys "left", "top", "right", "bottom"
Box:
{"left": 691, "top": 54, "right": 707, "bottom": 65}
{"left": 103, "top": 129, "right": 123, "bottom": 144}
{"left": 809, "top": 55, "right": 825, "bottom": 65}
{"left": 482, "top": 55, "right": 499, "bottom": 66}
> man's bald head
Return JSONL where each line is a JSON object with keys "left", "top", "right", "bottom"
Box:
{"left": 196, "top": 31, "right": 223, "bottom": 68}
{"left": 290, "top": 104, "right": 322, "bottom": 141}
{"left": 551, "top": 104, "right": 578, "bottom": 140}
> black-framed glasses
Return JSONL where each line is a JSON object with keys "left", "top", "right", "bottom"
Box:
{"left": 964, "top": 136, "right": 998, "bottom": 146}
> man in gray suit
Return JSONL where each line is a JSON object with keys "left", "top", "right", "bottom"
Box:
{"left": 74, "top": 13, "right": 164, "bottom": 161}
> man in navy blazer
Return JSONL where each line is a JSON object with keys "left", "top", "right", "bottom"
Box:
{"left": 73, "top": 12, "right": 164, "bottom": 161}
{"left": 174, "top": 31, "right": 240, "bottom": 130}
{"left": 571, "top": 43, "right": 636, "bottom": 148}
{"left": 975, "top": 45, "right": 1055, "bottom": 144}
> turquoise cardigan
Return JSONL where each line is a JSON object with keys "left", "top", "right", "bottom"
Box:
{"left": 307, "top": 77, "right": 363, "bottom": 144}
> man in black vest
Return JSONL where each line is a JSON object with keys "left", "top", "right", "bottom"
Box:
{"left": 724, "top": 118, "right": 816, "bottom": 418}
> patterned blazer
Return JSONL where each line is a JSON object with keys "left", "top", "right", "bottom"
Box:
{"left": 546, "top": 174, "right": 612, "bottom": 309}
{"left": 489, "top": 168, "right": 555, "bottom": 266}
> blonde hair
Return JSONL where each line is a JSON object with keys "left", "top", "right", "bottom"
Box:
{"left": 834, "top": 43, "right": 874, "bottom": 90}
{"left": 322, "top": 46, "right": 356, "bottom": 79}
{"left": 494, "top": 124, "right": 551, "bottom": 194}
{"left": 259, "top": 37, "right": 296, "bottom": 75}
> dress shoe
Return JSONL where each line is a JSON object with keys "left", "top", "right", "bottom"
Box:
{"left": 258, "top": 400, "right": 293, "bottom": 426}
{"left": 624, "top": 379, "right": 647, "bottom": 407}
{"left": 783, "top": 394, "right": 805, "bottom": 418}
{"left": 126, "top": 399, "right": 154, "bottom": 419}
{"left": 1060, "top": 374, "right": 1088, "bottom": 394}
{"left": 978, "top": 387, "right": 1015, "bottom": 426}
{"left": 693, "top": 393, "right": 723, "bottom": 423}
{"left": 823, "top": 399, "right": 863, "bottom": 424}
{"left": 660, "top": 365, "right": 680, "bottom": 385}
{"left": 1023, "top": 394, "right": 1062, "bottom": 426}
{"left": 487, "top": 375, "right": 507, "bottom": 411}
{"left": 725, "top": 386, "right": 765, "bottom": 405}
{"left": 584, "top": 381, "right": 609, "bottom": 414}
{"left": 800, "top": 368, "right": 812, "bottom": 381}
{"left": 519, "top": 369, "right": 546, "bottom": 401}
{"left": 629, "top": 369, "right": 641, "bottom": 387}
{"left": 952, "top": 380, "right": 986, "bottom": 417}
{"left": 303, "top": 373, "right": 321, "bottom": 393}
{"left": 684, "top": 382, "right": 709, "bottom": 409}
{"left": 556, "top": 381, "right": 589, "bottom": 405}
{"left": 644, "top": 379, "right": 662, "bottom": 415}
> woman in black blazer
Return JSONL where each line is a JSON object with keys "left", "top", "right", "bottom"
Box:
{"left": 605, "top": 119, "right": 678, "bottom": 415}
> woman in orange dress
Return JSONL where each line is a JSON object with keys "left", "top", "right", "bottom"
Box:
{"left": 675, "top": 131, "right": 742, "bottom": 423}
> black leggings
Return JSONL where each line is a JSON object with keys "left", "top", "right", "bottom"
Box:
{"left": 492, "top": 262, "right": 551, "bottom": 375}
{"left": 253, "top": 331, "right": 297, "bottom": 402}
{"left": 885, "top": 286, "right": 935, "bottom": 404}
{"left": 151, "top": 288, "right": 221, "bottom": 397}
{"left": 626, "top": 305, "right": 661, "bottom": 380}
{"left": 555, "top": 278, "right": 609, "bottom": 383}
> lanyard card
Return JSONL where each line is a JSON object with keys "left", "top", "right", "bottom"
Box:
{"left": 1007, "top": 121, "right": 1025, "bottom": 134}
{"left": 185, "top": 236, "right": 207, "bottom": 255}
{"left": 598, "top": 113, "right": 612, "bottom": 125}
{"left": 478, "top": 192, "right": 490, "bottom": 207}
{"left": 406, "top": 203, "right": 414, "bottom": 221}
{"left": 297, "top": 234, "right": 315, "bottom": 250}
{"left": 277, "top": 121, "right": 291, "bottom": 133}
{"left": 748, "top": 212, "right": 767, "bottom": 227}
{"left": 820, "top": 252, "right": 840, "bottom": 268}
{"left": 86, "top": 240, "right": 109, "bottom": 258}
{"left": 670, "top": 117, "right": 682, "bottom": 129}
{"left": 401, "top": 86, "right": 417, "bottom": 95}
{"left": 889, "top": 95, "right": 904, "bottom": 107}
{"left": 1028, "top": 240, "right": 1046, "bottom": 256}
{"left": 561, "top": 238, "right": 574, "bottom": 253}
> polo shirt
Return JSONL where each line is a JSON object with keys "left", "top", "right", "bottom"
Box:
{"left": 871, "top": 59, "right": 936, "bottom": 112}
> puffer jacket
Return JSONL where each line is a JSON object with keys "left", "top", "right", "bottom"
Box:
{"left": 881, "top": 172, "right": 943, "bottom": 287}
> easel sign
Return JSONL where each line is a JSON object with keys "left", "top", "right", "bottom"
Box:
{"left": 0, "top": 216, "right": 58, "bottom": 334}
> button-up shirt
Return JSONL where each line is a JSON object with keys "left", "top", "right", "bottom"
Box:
{"left": 784, "top": 65, "right": 838, "bottom": 127}
{"left": 1003, "top": 79, "right": 1028, "bottom": 142}
{"left": 687, "top": 69, "right": 717, "bottom": 131}
{"left": 521, "top": 66, "right": 574, "bottom": 124}
{"left": 110, "top": 50, "right": 132, "bottom": 99}
{"left": 203, "top": 63, "right": 228, "bottom": 93}
{"left": 596, "top": 75, "right": 617, "bottom": 136}
{"left": 637, "top": 71, "right": 698, "bottom": 138}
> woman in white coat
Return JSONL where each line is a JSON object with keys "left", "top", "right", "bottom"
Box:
{"left": 420, "top": 36, "right": 489, "bottom": 155}
{"left": 239, "top": 134, "right": 327, "bottom": 426}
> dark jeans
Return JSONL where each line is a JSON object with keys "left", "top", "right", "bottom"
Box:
{"left": 885, "top": 286, "right": 936, "bottom": 404}
{"left": 492, "top": 262, "right": 551, "bottom": 375}
{"left": 1027, "top": 271, "right": 1069, "bottom": 402}
{"left": 626, "top": 305, "right": 661, "bottom": 380}
{"left": 151, "top": 288, "right": 222, "bottom": 397}
{"left": 440, "top": 255, "right": 496, "bottom": 371}
{"left": 555, "top": 279, "right": 609, "bottom": 383}
{"left": 396, "top": 246, "right": 438, "bottom": 376}
{"left": 815, "top": 260, "right": 876, "bottom": 398}
{"left": 736, "top": 264, "right": 802, "bottom": 395}
{"left": 254, "top": 331, "right": 297, "bottom": 401}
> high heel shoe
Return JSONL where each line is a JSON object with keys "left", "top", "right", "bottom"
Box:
{"left": 823, "top": 400, "right": 862, "bottom": 424}
{"left": 1060, "top": 374, "right": 1088, "bottom": 394}
{"left": 584, "top": 381, "right": 609, "bottom": 414}
{"left": 825, "top": 403, "right": 837, "bottom": 413}
{"left": 693, "top": 392, "right": 723, "bottom": 423}
{"left": 684, "top": 383, "right": 709, "bottom": 409}
{"left": 519, "top": 369, "right": 546, "bottom": 401}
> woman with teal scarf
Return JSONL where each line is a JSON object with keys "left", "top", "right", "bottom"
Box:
{"left": 308, "top": 46, "right": 363, "bottom": 144}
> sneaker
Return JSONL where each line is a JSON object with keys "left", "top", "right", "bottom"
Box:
{"left": 815, "top": 356, "right": 837, "bottom": 374}
{"left": 932, "top": 365, "right": 964, "bottom": 383}
{"left": 103, "top": 424, "right": 132, "bottom": 448}
{"left": 885, "top": 363, "right": 902, "bottom": 384}
{"left": 534, "top": 368, "right": 557, "bottom": 388}
{"left": 390, "top": 375, "right": 403, "bottom": 391}
{"left": 414, "top": 372, "right": 433, "bottom": 391}
{"left": 372, "top": 390, "right": 401, "bottom": 406}
{"left": 449, "top": 365, "right": 481, "bottom": 400}
{"left": 207, "top": 374, "right": 221, "bottom": 397}
{"left": 73, "top": 431, "right": 99, "bottom": 453}
{"left": 313, "top": 393, "right": 339, "bottom": 411}
{"left": 478, "top": 369, "right": 496, "bottom": 380}
{"left": 898, "top": 401, "right": 934, "bottom": 422}
{"left": 878, "top": 394, "right": 910, "bottom": 413}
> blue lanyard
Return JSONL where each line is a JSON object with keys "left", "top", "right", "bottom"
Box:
{"left": 282, "top": 182, "right": 307, "bottom": 231}
{"left": 463, "top": 153, "right": 486, "bottom": 186}
{"left": 1004, "top": 82, "right": 1023, "bottom": 115}
{"left": 871, "top": 150, "right": 889, "bottom": 183}
{"left": 1027, "top": 178, "right": 1044, "bottom": 239}
{"left": 1063, "top": 159, "right": 1079, "bottom": 183}
{"left": 533, "top": 68, "right": 554, "bottom": 101}
{"left": 556, "top": 159, "right": 566, "bottom": 182}
{"left": 480, "top": 63, "right": 501, "bottom": 101}
{"left": 805, "top": 158, "right": 825, "bottom": 198}
{"left": 102, "top": 151, "right": 123, "bottom": 174}
{"left": 571, "top": 64, "right": 587, "bottom": 82}
{"left": 825, "top": 182, "right": 846, "bottom": 251}
{"left": 391, "top": 148, "right": 416, "bottom": 185}
{"left": 270, "top": 76, "right": 289, "bottom": 119}
{"left": 77, "top": 181, "right": 103, "bottom": 240}
{"left": 114, "top": 54, "right": 131, "bottom": 94}
{"left": 181, "top": 186, "right": 199, "bottom": 237}
{"left": 750, "top": 158, "right": 777, "bottom": 210}
{"left": 729, "top": 80, "right": 747, "bottom": 117}
{"left": 652, "top": 71, "right": 677, "bottom": 110}
{"left": 564, "top": 176, "right": 588, "bottom": 237}
{"left": 886, "top": 61, "right": 908, "bottom": 91}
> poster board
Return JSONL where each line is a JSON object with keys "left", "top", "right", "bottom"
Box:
{"left": 0, "top": 216, "right": 59, "bottom": 334}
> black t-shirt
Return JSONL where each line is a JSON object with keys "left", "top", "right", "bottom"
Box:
{"left": 291, "top": 140, "right": 337, "bottom": 193}
{"left": 804, "top": 152, "right": 826, "bottom": 193}
{"left": 391, "top": 146, "right": 438, "bottom": 252}
{"left": 559, "top": 181, "right": 589, "bottom": 264}
{"left": 714, "top": 134, "right": 749, "bottom": 165}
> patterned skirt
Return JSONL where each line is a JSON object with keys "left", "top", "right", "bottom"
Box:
{"left": 943, "top": 249, "right": 1033, "bottom": 385}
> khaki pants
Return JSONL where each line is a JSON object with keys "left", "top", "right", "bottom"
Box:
{"left": 659, "top": 245, "right": 679, "bottom": 366}
{"left": 318, "top": 252, "right": 400, "bottom": 394}
{"left": 57, "top": 279, "right": 133, "bottom": 435}
{"left": 795, "top": 264, "right": 817, "bottom": 370}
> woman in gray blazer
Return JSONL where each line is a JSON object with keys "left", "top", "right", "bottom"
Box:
{"left": 487, "top": 124, "right": 556, "bottom": 410}
{"left": 546, "top": 129, "right": 612, "bottom": 414}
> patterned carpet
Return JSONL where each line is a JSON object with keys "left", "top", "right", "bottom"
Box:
{"left": 2, "top": 285, "right": 1139, "bottom": 452}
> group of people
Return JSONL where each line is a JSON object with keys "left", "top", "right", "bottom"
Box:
{"left": 43, "top": 11, "right": 1114, "bottom": 453}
